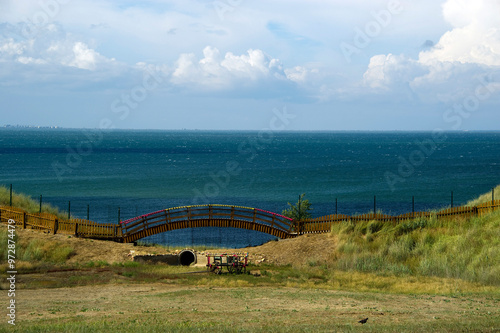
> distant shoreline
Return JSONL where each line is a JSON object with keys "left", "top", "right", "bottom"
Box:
{"left": 2, "top": 126, "right": 500, "bottom": 133}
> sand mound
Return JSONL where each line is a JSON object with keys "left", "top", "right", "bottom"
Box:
{"left": 10, "top": 225, "right": 336, "bottom": 266}
{"left": 235, "top": 233, "right": 337, "bottom": 267}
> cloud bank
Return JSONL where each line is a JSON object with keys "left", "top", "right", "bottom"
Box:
{"left": 0, "top": 0, "right": 499, "bottom": 130}
{"left": 362, "top": 0, "right": 500, "bottom": 103}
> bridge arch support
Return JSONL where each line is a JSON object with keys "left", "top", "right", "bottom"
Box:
{"left": 119, "top": 205, "right": 297, "bottom": 243}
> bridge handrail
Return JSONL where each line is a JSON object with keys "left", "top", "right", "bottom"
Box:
{"left": 119, "top": 204, "right": 294, "bottom": 238}
{"left": 254, "top": 208, "right": 292, "bottom": 221}
{"left": 120, "top": 209, "right": 166, "bottom": 225}
{"left": 120, "top": 205, "right": 292, "bottom": 225}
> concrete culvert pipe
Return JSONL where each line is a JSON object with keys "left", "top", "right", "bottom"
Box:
{"left": 179, "top": 250, "right": 197, "bottom": 266}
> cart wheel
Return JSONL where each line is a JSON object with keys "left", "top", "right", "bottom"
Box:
{"left": 236, "top": 265, "right": 243, "bottom": 274}
{"left": 227, "top": 265, "right": 235, "bottom": 274}
{"left": 214, "top": 266, "right": 222, "bottom": 275}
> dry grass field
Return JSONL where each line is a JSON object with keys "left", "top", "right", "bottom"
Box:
{"left": 4, "top": 279, "right": 499, "bottom": 332}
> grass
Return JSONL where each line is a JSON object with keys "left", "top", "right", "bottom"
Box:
{"left": 0, "top": 227, "right": 75, "bottom": 271}
{"left": 0, "top": 185, "right": 67, "bottom": 219}
{"left": 3, "top": 283, "right": 499, "bottom": 332}
{"left": 6, "top": 243, "right": 497, "bottom": 295}
{"left": 331, "top": 209, "right": 500, "bottom": 286}
{"left": 466, "top": 184, "right": 500, "bottom": 207}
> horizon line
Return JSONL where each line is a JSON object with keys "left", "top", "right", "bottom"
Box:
{"left": 1, "top": 126, "right": 500, "bottom": 133}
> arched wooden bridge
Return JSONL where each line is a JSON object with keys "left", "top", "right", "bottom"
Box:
{"left": 3, "top": 200, "right": 498, "bottom": 243}
{"left": 119, "top": 205, "right": 297, "bottom": 243}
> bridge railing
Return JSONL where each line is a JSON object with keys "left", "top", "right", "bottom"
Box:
{"left": 119, "top": 205, "right": 294, "bottom": 239}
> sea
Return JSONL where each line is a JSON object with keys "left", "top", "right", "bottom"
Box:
{"left": 0, "top": 128, "right": 498, "bottom": 248}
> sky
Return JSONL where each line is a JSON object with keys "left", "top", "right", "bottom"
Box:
{"left": 0, "top": 0, "right": 499, "bottom": 130}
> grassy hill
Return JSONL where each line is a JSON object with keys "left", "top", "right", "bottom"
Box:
{"left": 331, "top": 186, "right": 500, "bottom": 286}
{"left": 0, "top": 185, "right": 66, "bottom": 219}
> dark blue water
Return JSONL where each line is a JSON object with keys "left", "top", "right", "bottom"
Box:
{"left": 0, "top": 128, "right": 498, "bottom": 247}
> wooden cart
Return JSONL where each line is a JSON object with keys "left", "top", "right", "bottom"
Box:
{"left": 206, "top": 253, "right": 248, "bottom": 274}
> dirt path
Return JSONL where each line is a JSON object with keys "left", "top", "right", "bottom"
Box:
{"left": 8, "top": 283, "right": 499, "bottom": 332}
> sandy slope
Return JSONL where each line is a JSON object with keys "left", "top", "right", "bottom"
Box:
{"left": 10, "top": 225, "right": 336, "bottom": 266}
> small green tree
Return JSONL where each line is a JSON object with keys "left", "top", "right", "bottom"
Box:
{"left": 282, "top": 193, "right": 313, "bottom": 221}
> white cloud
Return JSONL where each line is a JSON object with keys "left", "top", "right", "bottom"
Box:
{"left": 0, "top": 25, "right": 132, "bottom": 91}
{"left": 0, "top": 23, "right": 116, "bottom": 71}
{"left": 1, "top": 0, "right": 498, "bottom": 107}
{"left": 421, "top": 0, "right": 500, "bottom": 67}
{"left": 67, "top": 42, "right": 107, "bottom": 70}
{"left": 419, "top": 26, "right": 500, "bottom": 67}
{"left": 45, "top": 40, "right": 106, "bottom": 70}
{"left": 0, "top": 38, "right": 24, "bottom": 56}
{"left": 171, "top": 46, "right": 288, "bottom": 89}
{"left": 419, "top": 0, "right": 500, "bottom": 67}
{"left": 360, "top": 0, "right": 500, "bottom": 103}
{"left": 17, "top": 56, "right": 46, "bottom": 65}
{"left": 285, "top": 66, "right": 306, "bottom": 82}
{"left": 222, "top": 49, "right": 284, "bottom": 79}
{"left": 363, "top": 54, "right": 396, "bottom": 90}
{"left": 43, "top": 38, "right": 117, "bottom": 71}
{"left": 362, "top": 54, "right": 427, "bottom": 91}
{"left": 441, "top": 0, "right": 498, "bottom": 29}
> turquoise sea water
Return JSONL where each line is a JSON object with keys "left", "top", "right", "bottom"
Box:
{"left": 0, "top": 129, "right": 498, "bottom": 247}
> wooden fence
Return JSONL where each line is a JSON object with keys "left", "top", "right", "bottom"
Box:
{"left": 1, "top": 199, "right": 499, "bottom": 240}
{"left": 298, "top": 199, "right": 500, "bottom": 234}
{"left": 0, "top": 206, "right": 121, "bottom": 240}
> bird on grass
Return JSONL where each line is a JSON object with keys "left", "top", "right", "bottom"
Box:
{"left": 358, "top": 318, "right": 368, "bottom": 324}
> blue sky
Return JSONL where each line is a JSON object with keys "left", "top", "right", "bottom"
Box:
{"left": 0, "top": 0, "right": 499, "bottom": 130}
